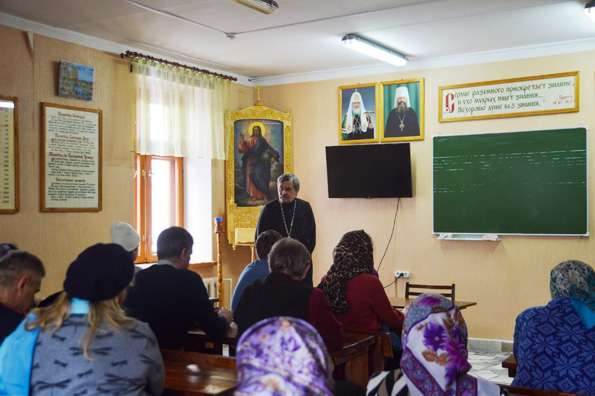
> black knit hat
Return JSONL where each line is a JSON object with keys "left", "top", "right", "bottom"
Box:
{"left": 64, "top": 243, "right": 134, "bottom": 302}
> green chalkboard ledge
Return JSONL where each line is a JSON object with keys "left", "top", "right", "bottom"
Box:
{"left": 437, "top": 233, "right": 501, "bottom": 241}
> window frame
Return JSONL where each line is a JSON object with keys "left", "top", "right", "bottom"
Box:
{"left": 135, "top": 154, "right": 184, "bottom": 263}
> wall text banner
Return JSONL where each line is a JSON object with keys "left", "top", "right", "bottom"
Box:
{"left": 41, "top": 103, "right": 102, "bottom": 212}
{"left": 0, "top": 97, "right": 17, "bottom": 213}
{"left": 439, "top": 72, "right": 579, "bottom": 122}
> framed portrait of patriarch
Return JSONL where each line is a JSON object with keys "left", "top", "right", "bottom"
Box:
{"left": 379, "top": 78, "right": 425, "bottom": 142}
{"left": 338, "top": 83, "right": 379, "bottom": 144}
{"left": 225, "top": 101, "right": 292, "bottom": 247}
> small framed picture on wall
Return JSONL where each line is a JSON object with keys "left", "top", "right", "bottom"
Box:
{"left": 338, "top": 83, "right": 379, "bottom": 144}
{"left": 380, "top": 78, "right": 424, "bottom": 142}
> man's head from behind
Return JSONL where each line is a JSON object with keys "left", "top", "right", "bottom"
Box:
{"left": 268, "top": 238, "right": 311, "bottom": 281}
{"left": 256, "top": 230, "right": 282, "bottom": 261}
{"left": 157, "top": 227, "right": 194, "bottom": 269}
{"left": 0, "top": 244, "right": 45, "bottom": 314}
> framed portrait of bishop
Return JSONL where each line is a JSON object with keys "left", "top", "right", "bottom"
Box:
{"left": 380, "top": 78, "right": 424, "bottom": 142}
{"left": 338, "top": 83, "right": 379, "bottom": 144}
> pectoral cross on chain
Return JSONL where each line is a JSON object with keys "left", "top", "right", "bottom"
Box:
{"left": 399, "top": 121, "right": 405, "bottom": 131}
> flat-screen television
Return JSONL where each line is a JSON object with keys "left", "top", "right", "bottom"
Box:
{"left": 326, "top": 144, "right": 412, "bottom": 198}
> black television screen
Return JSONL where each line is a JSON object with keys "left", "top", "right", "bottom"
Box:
{"left": 326, "top": 144, "right": 412, "bottom": 198}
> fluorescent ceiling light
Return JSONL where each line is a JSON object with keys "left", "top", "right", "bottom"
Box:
{"left": 0, "top": 101, "right": 14, "bottom": 109}
{"left": 235, "top": 0, "right": 279, "bottom": 14}
{"left": 586, "top": 1, "right": 595, "bottom": 21}
{"left": 341, "top": 34, "right": 408, "bottom": 67}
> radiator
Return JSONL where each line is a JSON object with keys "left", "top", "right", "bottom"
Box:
{"left": 203, "top": 277, "right": 233, "bottom": 308}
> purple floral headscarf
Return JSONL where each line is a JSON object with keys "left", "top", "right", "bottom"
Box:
{"left": 235, "top": 317, "right": 334, "bottom": 396}
{"left": 400, "top": 294, "right": 500, "bottom": 396}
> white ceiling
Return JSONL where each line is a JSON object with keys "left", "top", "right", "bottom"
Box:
{"left": 0, "top": 0, "right": 594, "bottom": 79}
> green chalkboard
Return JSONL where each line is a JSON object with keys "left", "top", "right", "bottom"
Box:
{"left": 433, "top": 128, "right": 587, "bottom": 235}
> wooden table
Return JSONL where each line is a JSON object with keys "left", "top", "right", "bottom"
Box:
{"left": 502, "top": 354, "right": 517, "bottom": 377}
{"left": 389, "top": 296, "right": 477, "bottom": 310}
{"left": 163, "top": 350, "right": 237, "bottom": 396}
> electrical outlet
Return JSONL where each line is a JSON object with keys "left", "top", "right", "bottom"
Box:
{"left": 394, "top": 271, "right": 411, "bottom": 279}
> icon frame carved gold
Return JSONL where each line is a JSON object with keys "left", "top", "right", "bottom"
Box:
{"left": 225, "top": 104, "right": 293, "bottom": 246}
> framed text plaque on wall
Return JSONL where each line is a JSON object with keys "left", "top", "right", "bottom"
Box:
{"left": 40, "top": 103, "right": 102, "bottom": 212}
{"left": 0, "top": 96, "right": 18, "bottom": 214}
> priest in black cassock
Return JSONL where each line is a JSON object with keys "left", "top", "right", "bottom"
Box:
{"left": 256, "top": 173, "right": 316, "bottom": 286}
{"left": 385, "top": 85, "right": 420, "bottom": 138}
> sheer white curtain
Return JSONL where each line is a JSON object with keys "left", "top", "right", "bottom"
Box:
{"left": 134, "top": 61, "right": 229, "bottom": 159}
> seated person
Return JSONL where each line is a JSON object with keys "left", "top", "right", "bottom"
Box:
{"left": 378, "top": 293, "right": 500, "bottom": 396}
{"left": 111, "top": 221, "right": 141, "bottom": 261}
{"left": 125, "top": 226, "right": 230, "bottom": 349}
{"left": 231, "top": 230, "right": 281, "bottom": 312}
{"left": 0, "top": 243, "right": 163, "bottom": 396}
{"left": 234, "top": 238, "right": 343, "bottom": 351}
{"left": 513, "top": 260, "right": 594, "bottom": 394}
{"left": 319, "top": 230, "right": 403, "bottom": 361}
{"left": 235, "top": 316, "right": 334, "bottom": 396}
{"left": 0, "top": 243, "right": 45, "bottom": 344}
{"left": 39, "top": 221, "right": 140, "bottom": 308}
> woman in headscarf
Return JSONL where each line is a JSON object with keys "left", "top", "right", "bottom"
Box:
{"left": 0, "top": 243, "right": 164, "bottom": 396}
{"left": 513, "top": 260, "right": 594, "bottom": 394}
{"left": 319, "top": 230, "right": 403, "bottom": 360}
{"left": 235, "top": 316, "right": 334, "bottom": 396}
{"left": 399, "top": 294, "right": 500, "bottom": 396}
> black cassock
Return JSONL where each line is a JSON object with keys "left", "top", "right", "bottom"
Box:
{"left": 385, "top": 108, "right": 420, "bottom": 137}
{"left": 256, "top": 198, "right": 316, "bottom": 286}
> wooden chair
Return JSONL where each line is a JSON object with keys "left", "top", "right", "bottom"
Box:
{"left": 332, "top": 332, "right": 376, "bottom": 389}
{"left": 371, "top": 332, "right": 394, "bottom": 373}
{"left": 405, "top": 282, "right": 456, "bottom": 302}
{"left": 502, "top": 354, "right": 517, "bottom": 377}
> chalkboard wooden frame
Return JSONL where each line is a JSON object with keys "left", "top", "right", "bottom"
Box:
{"left": 40, "top": 102, "right": 103, "bottom": 212}
{"left": 432, "top": 127, "right": 588, "bottom": 236}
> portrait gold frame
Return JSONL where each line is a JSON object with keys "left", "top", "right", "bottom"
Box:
{"left": 438, "top": 71, "right": 580, "bottom": 123}
{"left": 378, "top": 78, "right": 425, "bottom": 143}
{"left": 225, "top": 103, "right": 293, "bottom": 247}
{"left": 0, "top": 96, "right": 19, "bottom": 214}
{"left": 337, "top": 82, "right": 380, "bottom": 144}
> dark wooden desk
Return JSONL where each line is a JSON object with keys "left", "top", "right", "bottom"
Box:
{"left": 185, "top": 329, "right": 237, "bottom": 355}
{"left": 389, "top": 296, "right": 477, "bottom": 310}
{"left": 332, "top": 332, "right": 376, "bottom": 388}
{"left": 502, "top": 354, "right": 517, "bottom": 378}
{"left": 162, "top": 350, "right": 236, "bottom": 396}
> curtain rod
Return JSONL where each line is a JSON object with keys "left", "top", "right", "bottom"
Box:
{"left": 120, "top": 51, "right": 237, "bottom": 82}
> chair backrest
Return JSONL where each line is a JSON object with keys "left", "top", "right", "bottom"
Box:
{"left": 405, "top": 282, "right": 456, "bottom": 302}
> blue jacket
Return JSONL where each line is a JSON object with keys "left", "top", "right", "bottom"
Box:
{"left": 231, "top": 259, "right": 270, "bottom": 312}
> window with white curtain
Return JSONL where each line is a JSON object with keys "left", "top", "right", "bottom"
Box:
{"left": 133, "top": 61, "right": 229, "bottom": 263}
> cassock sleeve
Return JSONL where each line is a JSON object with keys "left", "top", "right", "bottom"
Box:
{"left": 303, "top": 201, "right": 316, "bottom": 253}
{"left": 256, "top": 204, "right": 273, "bottom": 238}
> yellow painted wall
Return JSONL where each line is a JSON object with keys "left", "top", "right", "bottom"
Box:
{"left": 0, "top": 25, "right": 253, "bottom": 301}
{"left": 261, "top": 52, "right": 595, "bottom": 340}
{"left": 3, "top": 22, "right": 594, "bottom": 340}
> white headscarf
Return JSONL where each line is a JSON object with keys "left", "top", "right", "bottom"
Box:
{"left": 394, "top": 86, "right": 411, "bottom": 109}
{"left": 345, "top": 91, "right": 369, "bottom": 134}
